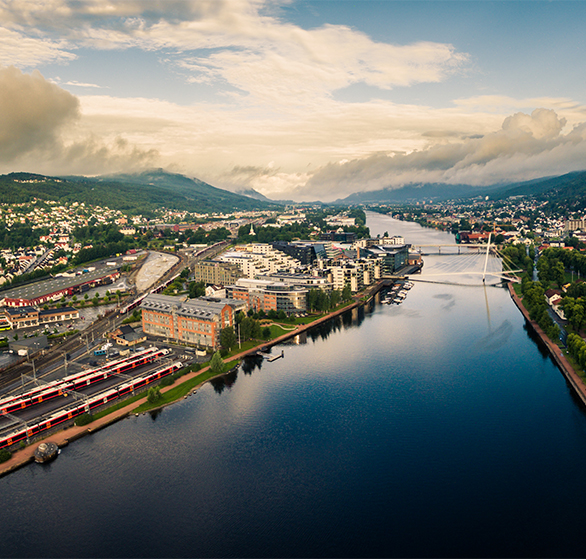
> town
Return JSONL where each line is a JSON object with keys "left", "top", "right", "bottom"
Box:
{"left": 2, "top": 187, "right": 586, "bottom": 464}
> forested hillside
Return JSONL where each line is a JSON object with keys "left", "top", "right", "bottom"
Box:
{"left": 1, "top": 170, "right": 279, "bottom": 215}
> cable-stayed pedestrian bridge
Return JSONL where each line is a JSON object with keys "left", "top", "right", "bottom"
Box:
{"left": 384, "top": 238, "right": 524, "bottom": 286}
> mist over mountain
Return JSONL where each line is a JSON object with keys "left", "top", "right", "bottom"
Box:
{"left": 335, "top": 171, "right": 586, "bottom": 206}
{"left": 335, "top": 183, "right": 501, "bottom": 204}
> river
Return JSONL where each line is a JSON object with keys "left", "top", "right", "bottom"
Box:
{"left": 1, "top": 212, "right": 585, "bottom": 558}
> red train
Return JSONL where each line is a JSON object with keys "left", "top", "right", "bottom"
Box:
{"left": 0, "top": 347, "right": 170, "bottom": 416}
{"left": 0, "top": 361, "right": 182, "bottom": 449}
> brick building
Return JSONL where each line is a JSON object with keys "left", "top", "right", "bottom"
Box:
{"left": 140, "top": 293, "right": 245, "bottom": 348}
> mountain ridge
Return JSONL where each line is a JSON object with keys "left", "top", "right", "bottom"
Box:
{"left": 0, "top": 169, "right": 281, "bottom": 215}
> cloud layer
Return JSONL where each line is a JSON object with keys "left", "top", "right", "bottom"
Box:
{"left": 299, "top": 108, "right": 586, "bottom": 200}
{"left": 0, "top": 1, "right": 586, "bottom": 201}
{"left": 0, "top": 66, "right": 158, "bottom": 175}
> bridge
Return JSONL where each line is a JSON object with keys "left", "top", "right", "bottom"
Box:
{"left": 411, "top": 243, "right": 495, "bottom": 255}
{"left": 386, "top": 236, "right": 523, "bottom": 287}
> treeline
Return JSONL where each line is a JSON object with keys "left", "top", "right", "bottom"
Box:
{"left": 566, "top": 333, "right": 586, "bottom": 371}
{"left": 176, "top": 227, "right": 231, "bottom": 245}
{"left": 0, "top": 223, "right": 49, "bottom": 250}
{"left": 72, "top": 240, "right": 130, "bottom": 266}
{"left": 72, "top": 223, "right": 125, "bottom": 244}
{"left": 307, "top": 286, "right": 352, "bottom": 312}
{"left": 561, "top": 297, "right": 585, "bottom": 331}
{"left": 541, "top": 246, "right": 586, "bottom": 278}
{"left": 536, "top": 249, "right": 566, "bottom": 288}
{"left": 500, "top": 243, "right": 534, "bottom": 275}
{"left": 521, "top": 277, "right": 560, "bottom": 341}
{"left": 220, "top": 312, "right": 268, "bottom": 351}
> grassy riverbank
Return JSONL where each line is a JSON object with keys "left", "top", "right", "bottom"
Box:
{"left": 133, "top": 360, "right": 239, "bottom": 414}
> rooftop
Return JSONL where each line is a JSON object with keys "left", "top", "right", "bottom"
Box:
{"left": 0, "top": 265, "right": 119, "bottom": 301}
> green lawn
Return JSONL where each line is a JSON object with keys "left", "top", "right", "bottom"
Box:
{"left": 133, "top": 360, "right": 239, "bottom": 414}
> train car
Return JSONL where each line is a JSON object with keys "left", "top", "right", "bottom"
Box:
{"left": 0, "top": 347, "right": 166, "bottom": 416}
{"left": 120, "top": 294, "right": 147, "bottom": 315}
{"left": 0, "top": 361, "right": 182, "bottom": 450}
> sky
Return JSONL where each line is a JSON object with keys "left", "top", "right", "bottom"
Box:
{"left": 2, "top": 0, "right": 586, "bottom": 202}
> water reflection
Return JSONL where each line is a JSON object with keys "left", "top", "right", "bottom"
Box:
{"left": 279, "top": 331, "right": 307, "bottom": 346}
{"left": 241, "top": 354, "right": 264, "bottom": 375}
{"left": 523, "top": 321, "right": 551, "bottom": 360}
{"left": 210, "top": 366, "right": 239, "bottom": 394}
{"left": 148, "top": 409, "right": 162, "bottom": 421}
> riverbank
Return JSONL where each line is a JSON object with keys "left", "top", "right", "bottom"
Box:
{"left": 508, "top": 282, "right": 586, "bottom": 407}
{"left": 0, "top": 285, "right": 379, "bottom": 477}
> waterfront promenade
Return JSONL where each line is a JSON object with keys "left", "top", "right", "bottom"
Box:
{"left": 0, "top": 287, "right": 373, "bottom": 477}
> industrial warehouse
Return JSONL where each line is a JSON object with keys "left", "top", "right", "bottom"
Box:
{"left": 0, "top": 265, "right": 120, "bottom": 307}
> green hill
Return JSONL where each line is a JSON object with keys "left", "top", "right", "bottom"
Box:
{"left": 1, "top": 170, "right": 280, "bottom": 215}
{"left": 491, "top": 171, "right": 586, "bottom": 207}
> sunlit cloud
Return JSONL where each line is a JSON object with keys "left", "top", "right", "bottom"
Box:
{"left": 0, "top": 27, "right": 75, "bottom": 67}
{"left": 298, "top": 109, "right": 586, "bottom": 201}
{"left": 0, "top": 1, "right": 584, "bottom": 202}
{"left": 62, "top": 80, "right": 107, "bottom": 88}
{"left": 0, "top": 66, "right": 158, "bottom": 175}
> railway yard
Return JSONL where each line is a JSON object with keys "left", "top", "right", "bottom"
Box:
{"left": 0, "top": 249, "right": 193, "bottom": 452}
{"left": 0, "top": 346, "right": 184, "bottom": 449}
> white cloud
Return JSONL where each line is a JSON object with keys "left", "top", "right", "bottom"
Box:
{"left": 0, "top": 27, "right": 75, "bottom": 67}
{"left": 298, "top": 108, "right": 586, "bottom": 201}
{"left": 0, "top": 0, "right": 467, "bottom": 107}
{"left": 63, "top": 80, "right": 106, "bottom": 88}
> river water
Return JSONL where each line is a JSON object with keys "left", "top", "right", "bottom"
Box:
{"left": 1, "top": 212, "right": 585, "bottom": 558}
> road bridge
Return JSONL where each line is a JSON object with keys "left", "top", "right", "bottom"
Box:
{"left": 411, "top": 243, "right": 495, "bottom": 255}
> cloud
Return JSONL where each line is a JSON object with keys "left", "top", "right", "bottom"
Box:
{"left": 0, "top": 0, "right": 467, "bottom": 106}
{"left": 0, "top": 27, "right": 75, "bottom": 67}
{"left": 0, "top": 65, "right": 79, "bottom": 161}
{"left": 0, "top": 66, "right": 158, "bottom": 175}
{"left": 298, "top": 108, "right": 586, "bottom": 201}
{"left": 63, "top": 80, "right": 106, "bottom": 88}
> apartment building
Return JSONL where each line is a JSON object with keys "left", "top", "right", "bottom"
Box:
{"left": 225, "top": 278, "right": 308, "bottom": 315}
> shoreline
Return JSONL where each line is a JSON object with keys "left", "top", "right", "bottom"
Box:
{"left": 507, "top": 282, "right": 586, "bottom": 408}
{"left": 0, "top": 285, "right": 378, "bottom": 478}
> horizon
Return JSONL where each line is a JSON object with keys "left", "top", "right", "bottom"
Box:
{"left": 2, "top": 0, "right": 586, "bottom": 202}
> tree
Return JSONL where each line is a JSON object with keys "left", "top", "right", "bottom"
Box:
{"left": 342, "top": 284, "right": 352, "bottom": 302}
{"left": 220, "top": 326, "right": 236, "bottom": 350}
{"left": 553, "top": 261, "right": 566, "bottom": 288}
{"left": 209, "top": 351, "right": 225, "bottom": 373}
{"left": 188, "top": 281, "right": 205, "bottom": 298}
{"left": 240, "top": 317, "right": 253, "bottom": 340}
{"left": 262, "top": 326, "right": 271, "bottom": 339}
{"left": 330, "top": 289, "right": 341, "bottom": 308}
{"left": 147, "top": 386, "right": 162, "bottom": 404}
